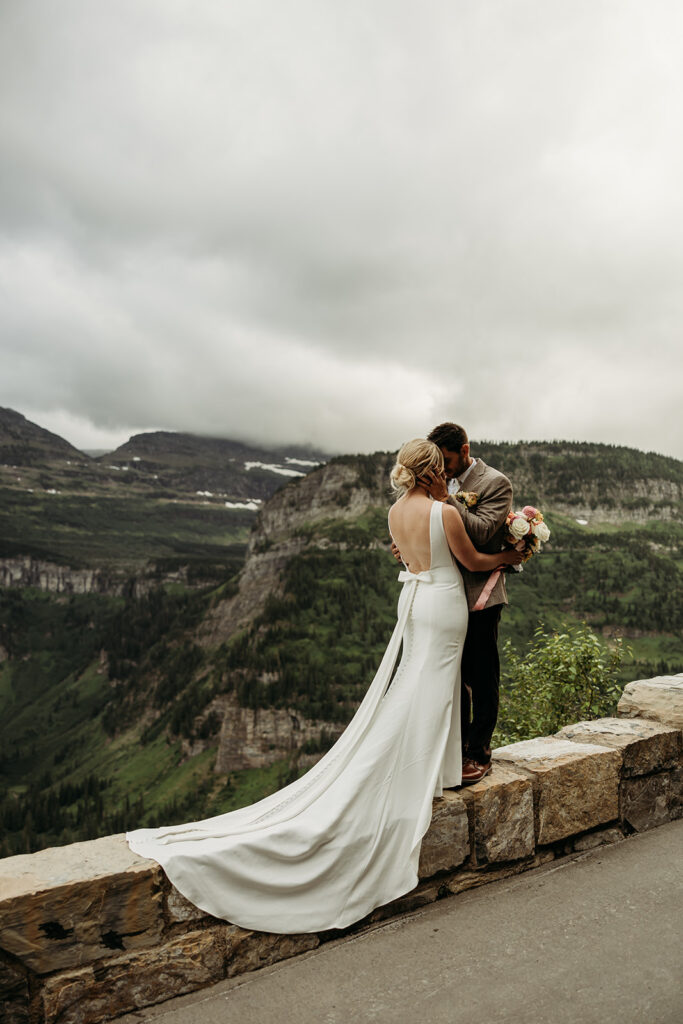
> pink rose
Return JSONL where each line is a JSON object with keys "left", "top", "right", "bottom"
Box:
{"left": 522, "top": 505, "right": 538, "bottom": 519}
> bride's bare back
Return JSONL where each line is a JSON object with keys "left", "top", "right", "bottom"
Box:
{"left": 388, "top": 493, "right": 435, "bottom": 573}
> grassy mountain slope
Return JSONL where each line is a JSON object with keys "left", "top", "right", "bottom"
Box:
{"left": 0, "top": 485, "right": 252, "bottom": 579}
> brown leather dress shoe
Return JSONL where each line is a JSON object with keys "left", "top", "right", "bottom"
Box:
{"left": 460, "top": 759, "right": 492, "bottom": 785}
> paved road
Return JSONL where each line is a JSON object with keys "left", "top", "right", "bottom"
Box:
{"left": 122, "top": 820, "right": 683, "bottom": 1024}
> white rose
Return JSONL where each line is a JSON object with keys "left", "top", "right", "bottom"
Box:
{"left": 509, "top": 516, "right": 531, "bottom": 540}
{"left": 532, "top": 521, "right": 550, "bottom": 542}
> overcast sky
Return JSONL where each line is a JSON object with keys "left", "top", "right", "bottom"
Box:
{"left": 1, "top": 1, "right": 681, "bottom": 458}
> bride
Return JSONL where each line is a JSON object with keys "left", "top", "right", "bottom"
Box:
{"left": 127, "top": 439, "right": 522, "bottom": 933}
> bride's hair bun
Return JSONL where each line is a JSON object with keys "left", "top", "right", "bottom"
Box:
{"left": 390, "top": 439, "right": 444, "bottom": 496}
{"left": 390, "top": 461, "right": 415, "bottom": 491}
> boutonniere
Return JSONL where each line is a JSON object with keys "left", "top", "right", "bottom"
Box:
{"left": 454, "top": 490, "right": 479, "bottom": 508}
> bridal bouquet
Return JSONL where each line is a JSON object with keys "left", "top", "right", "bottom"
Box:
{"left": 472, "top": 505, "right": 550, "bottom": 610}
{"left": 505, "top": 505, "right": 551, "bottom": 569}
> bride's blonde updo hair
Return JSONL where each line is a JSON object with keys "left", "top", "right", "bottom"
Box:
{"left": 390, "top": 439, "right": 444, "bottom": 495}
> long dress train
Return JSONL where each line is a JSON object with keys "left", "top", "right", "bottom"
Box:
{"left": 127, "top": 500, "right": 468, "bottom": 933}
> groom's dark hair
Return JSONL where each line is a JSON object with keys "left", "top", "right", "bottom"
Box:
{"left": 428, "top": 422, "right": 468, "bottom": 451}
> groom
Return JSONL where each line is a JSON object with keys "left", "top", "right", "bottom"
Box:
{"left": 426, "top": 422, "right": 513, "bottom": 784}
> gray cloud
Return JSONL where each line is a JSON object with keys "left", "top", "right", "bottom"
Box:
{"left": 1, "top": 0, "right": 682, "bottom": 457}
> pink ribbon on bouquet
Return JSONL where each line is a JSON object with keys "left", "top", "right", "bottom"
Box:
{"left": 472, "top": 569, "right": 501, "bottom": 611}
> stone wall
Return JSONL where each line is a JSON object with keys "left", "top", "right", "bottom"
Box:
{"left": 1, "top": 674, "right": 681, "bottom": 1024}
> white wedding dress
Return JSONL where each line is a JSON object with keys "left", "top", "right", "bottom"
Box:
{"left": 127, "top": 500, "right": 468, "bottom": 933}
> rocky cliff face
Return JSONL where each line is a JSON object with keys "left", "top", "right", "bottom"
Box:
{"left": 0, "top": 557, "right": 191, "bottom": 597}
{"left": 202, "top": 457, "right": 395, "bottom": 772}
{"left": 510, "top": 476, "right": 682, "bottom": 523}
{"left": 0, "top": 557, "right": 121, "bottom": 595}
{"left": 214, "top": 693, "right": 345, "bottom": 772}
{"left": 477, "top": 442, "right": 683, "bottom": 523}
{"left": 200, "top": 454, "right": 394, "bottom": 647}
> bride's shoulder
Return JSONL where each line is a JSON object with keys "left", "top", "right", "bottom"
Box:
{"left": 387, "top": 498, "right": 405, "bottom": 531}
{"left": 440, "top": 502, "right": 461, "bottom": 527}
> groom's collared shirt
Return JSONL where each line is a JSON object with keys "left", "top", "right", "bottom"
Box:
{"left": 448, "top": 457, "right": 478, "bottom": 495}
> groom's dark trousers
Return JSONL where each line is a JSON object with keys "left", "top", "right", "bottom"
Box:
{"left": 460, "top": 604, "right": 502, "bottom": 763}
{"left": 445, "top": 455, "right": 513, "bottom": 763}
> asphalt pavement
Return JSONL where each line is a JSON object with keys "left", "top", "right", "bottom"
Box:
{"left": 120, "top": 819, "right": 683, "bottom": 1024}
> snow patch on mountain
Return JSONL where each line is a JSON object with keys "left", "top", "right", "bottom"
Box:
{"left": 225, "top": 500, "right": 261, "bottom": 510}
{"left": 244, "top": 461, "right": 305, "bottom": 478}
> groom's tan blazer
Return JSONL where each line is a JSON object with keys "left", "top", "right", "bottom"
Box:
{"left": 447, "top": 459, "right": 513, "bottom": 612}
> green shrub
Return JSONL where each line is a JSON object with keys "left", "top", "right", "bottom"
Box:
{"left": 495, "top": 624, "right": 626, "bottom": 746}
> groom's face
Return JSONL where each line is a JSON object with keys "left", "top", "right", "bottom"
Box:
{"left": 440, "top": 444, "right": 470, "bottom": 480}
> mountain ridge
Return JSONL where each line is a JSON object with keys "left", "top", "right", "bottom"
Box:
{"left": 102, "top": 429, "right": 329, "bottom": 499}
{"left": 0, "top": 407, "right": 84, "bottom": 465}
{"left": 3, "top": 405, "right": 682, "bottom": 475}
{"left": 108, "top": 429, "right": 328, "bottom": 464}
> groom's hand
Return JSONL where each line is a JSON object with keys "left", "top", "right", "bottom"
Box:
{"left": 391, "top": 541, "right": 402, "bottom": 563}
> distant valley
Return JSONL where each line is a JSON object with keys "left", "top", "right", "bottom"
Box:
{"left": 1, "top": 407, "right": 682, "bottom": 858}
{"left": 0, "top": 406, "right": 328, "bottom": 586}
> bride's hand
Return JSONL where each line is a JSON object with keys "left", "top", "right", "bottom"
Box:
{"left": 498, "top": 549, "right": 525, "bottom": 568}
{"left": 417, "top": 468, "right": 449, "bottom": 501}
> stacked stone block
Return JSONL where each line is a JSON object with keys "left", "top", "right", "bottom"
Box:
{"left": 1, "top": 674, "right": 681, "bottom": 1024}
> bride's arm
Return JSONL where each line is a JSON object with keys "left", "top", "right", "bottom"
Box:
{"left": 442, "top": 505, "right": 522, "bottom": 570}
